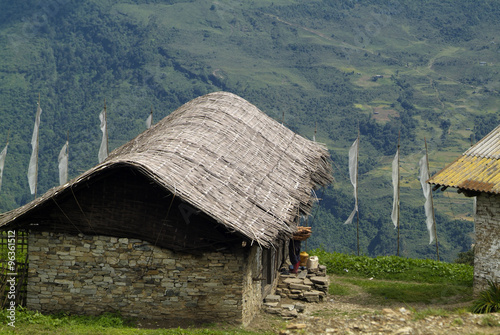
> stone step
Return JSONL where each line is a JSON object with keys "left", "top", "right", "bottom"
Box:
{"left": 289, "top": 283, "right": 312, "bottom": 291}
{"left": 310, "top": 276, "right": 329, "bottom": 285}
{"left": 283, "top": 278, "right": 304, "bottom": 285}
{"left": 264, "top": 294, "right": 281, "bottom": 303}
{"left": 272, "top": 263, "right": 329, "bottom": 305}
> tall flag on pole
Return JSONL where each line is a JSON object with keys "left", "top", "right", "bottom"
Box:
{"left": 391, "top": 142, "right": 400, "bottom": 229}
{"left": 28, "top": 95, "right": 42, "bottom": 196}
{"left": 58, "top": 140, "right": 69, "bottom": 185}
{"left": 392, "top": 132, "right": 401, "bottom": 256}
{"left": 98, "top": 100, "right": 108, "bottom": 163}
{"left": 146, "top": 107, "right": 153, "bottom": 129}
{"left": 344, "top": 136, "right": 359, "bottom": 225}
{"left": 419, "top": 149, "right": 436, "bottom": 244}
{"left": 0, "top": 141, "right": 7, "bottom": 192}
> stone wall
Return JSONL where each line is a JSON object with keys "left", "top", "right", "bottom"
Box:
{"left": 474, "top": 193, "right": 500, "bottom": 293}
{"left": 241, "top": 245, "right": 262, "bottom": 323}
{"left": 27, "top": 231, "right": 264, "bottom": 325}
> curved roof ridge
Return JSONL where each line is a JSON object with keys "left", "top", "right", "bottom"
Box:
{"left": 0, "top": 92, "right": 333, "bottom": 247}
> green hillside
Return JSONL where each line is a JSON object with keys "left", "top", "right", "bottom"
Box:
{"left": 1, "top": 0, "right": 499, "bottom": 261}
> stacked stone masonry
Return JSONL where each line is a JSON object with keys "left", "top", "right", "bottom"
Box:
{"left": 474, "top": 194, "right": 500, "bottom": 294}
{"left": 264, "top": 265, "right": 329, "bottom": 318}
{"left": 27, "top": 232, "right": 263, "bottom": 325}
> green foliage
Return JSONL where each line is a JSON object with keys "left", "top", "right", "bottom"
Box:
{"left": 310, "top": 248, "right": 473, "bottom": 286}
{"left": 307, "top": 184, "right": 474, "bottom": 262}
{"left": 0, "top": 0, "right": 497, "bottom": 262}
{"left": 412, "top": 308, "right": 451, "bottom": 321}
{"left": 0, "top": 231, "right": 28, "bottom": 263}
{"left": 450, "top": 317, "right": 464, "bottom": 326}
{"left": 0, "top": 307, "right": 129, "bottom": 328}
{"left": 328, "top": 282, "right": 352, "bottom": 296}
{"left": 454, "top": 247, "right": 474, "bottom": 266}
{"left": 474, "top": 114, "right": 499, "bottom": 140}
{"left": 315, "top": 250, "right": 473, "bottom": 306}
{"left": 471, "top": 280, "right": 500, "bottom": 314}
{"left": 340, "top": 278, "right": 471, "bottom": 304}
{"left": 479, "top": 315, "right": 500, "bottom": 327}
{"left": 0, "top": 307, "right": 268, "bottom": 334}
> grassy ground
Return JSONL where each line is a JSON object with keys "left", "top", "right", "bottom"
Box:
{"left": 0, "top": 309, "right": 275, "bottom": 335}
{"left": 0, "top": 251, "right": 480, "bottom": 334}
{"left": 312, "top": 249, "right": 475, "bottom": 311}
{"left": 311, "top": 249, "right": 473, "bottom": 285}
{"left": 330, "top": 276, "right": 472, "bottom": 306}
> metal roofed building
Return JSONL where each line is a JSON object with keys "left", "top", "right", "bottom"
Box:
{"left": 428, "top": 124, "right": 500, "bottom": 293}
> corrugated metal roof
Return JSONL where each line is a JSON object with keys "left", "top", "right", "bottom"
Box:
{"left": 429, "top": 124, "right": 500, "bottom": 194}
{"left": 464, "top": 124, "right": 500, "bottom": 158}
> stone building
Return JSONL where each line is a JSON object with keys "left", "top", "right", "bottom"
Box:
{"left": 0, "top": 92, "right": 333, "bottom": 325}
{"left": 428, "top": 124, "right": 500, "bottom": 294}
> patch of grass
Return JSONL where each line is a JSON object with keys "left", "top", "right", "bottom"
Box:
{"left": 311, "top": 249, "right": 473, "bottom": 286}
{"left": 0, "top": 308, "right": 132, "bottom": 330}
{"left": 480, "top": 315, "right": 500, "bottom": 327}
{"left": 339, "top": 278, "right": 472, "bottom": 305}
{"left": 329, "top": 282, "right": 352, "bottom": 296}
{"left": 454, "top": 307, "right": 472, "bottom": 316}
{"left": 411, "top": 308, "right": 451, "bottom": 321}
{"left": 0, "top": 308, "right": 270, "bottom": 335}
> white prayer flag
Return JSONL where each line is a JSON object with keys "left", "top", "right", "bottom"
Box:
{"left": 98, "top": 108, "right": 107, "bottom": 163}
{"left": 419, "top": 154, "right": 435, "bottom": 244}
{"left": 28, "top": 101, "right": 42, "bottom": 195}
{"left": 0, "top": 143, "right": 7, "bottom": 191}
{"left": 344, "top": 137, "right": 359, "bottom": 225}
{"left": 391, "top": 148, "right": 399, "bottom": 228}
{"left": 473, "top": 196, "right": 477, "bottom": 217}
{"left": 58, "top": 141, "right": 69, "bottom": 185}
{"left": 146, "top": 113, "right": 152, "bottom": 129}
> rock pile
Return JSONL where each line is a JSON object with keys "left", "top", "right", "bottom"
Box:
{"left": 277, "top": 265, "right": 329, "bottom": 302}
{"left": 264, "top": 265, "right": 329, "bottom": 319}
{"left": 263, "top": 294, "right": 305, "bottom": 319}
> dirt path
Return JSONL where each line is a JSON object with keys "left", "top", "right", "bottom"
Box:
{"left": 247, "top": 275, "right": 500, "bottom": 335}
{"left": 249, "top": 298, "right": 500, "bottom": 334}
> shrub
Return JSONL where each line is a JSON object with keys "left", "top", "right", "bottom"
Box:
{"left": 309, "top": 248, "right": 473, "bottom": 286}
{"left": 472, "top": 280, "right": 500, "bottom": 314}
{"left": 454, "top": 247, "right": 474, "bottom": 267}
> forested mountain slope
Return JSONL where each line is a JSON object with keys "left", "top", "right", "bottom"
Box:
{"left": 1, "top": 0, "right": 499, "bottom": 261}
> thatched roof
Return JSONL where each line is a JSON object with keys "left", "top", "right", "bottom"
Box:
{"left": 0, "top": 92, "right": 333, "bottom": 248}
